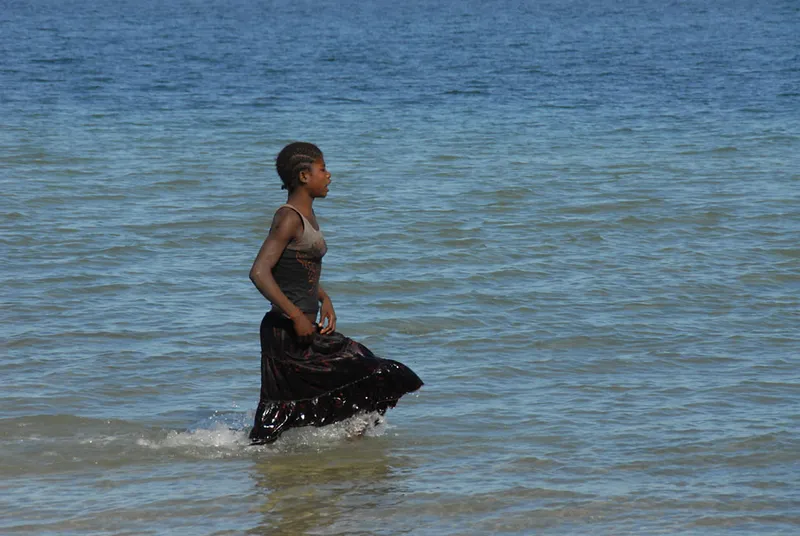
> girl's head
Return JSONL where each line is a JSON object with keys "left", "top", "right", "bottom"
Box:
{"left": 275, "top": 142, "right": 324, "bottom": 192}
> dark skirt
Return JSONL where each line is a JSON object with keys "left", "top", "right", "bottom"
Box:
{"left": 249, "top": 311, "right": 424, "bottom": 444}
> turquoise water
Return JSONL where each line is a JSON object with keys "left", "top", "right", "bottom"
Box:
{"left": 2, "top": 0, "right": 799, "bottom": 534}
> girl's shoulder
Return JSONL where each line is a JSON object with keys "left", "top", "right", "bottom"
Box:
{"left": 274, "top": 204, "right": 304, "bottom": 221}
{"left": 270, "top": 205, "right": 304, "bottom": 235}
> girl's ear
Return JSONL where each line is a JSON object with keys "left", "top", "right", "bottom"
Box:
{"left": 298, "top": 169, "right": 309, "bottom": 185}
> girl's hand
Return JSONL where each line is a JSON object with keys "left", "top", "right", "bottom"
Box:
{"left": 319, "top": 296, "right": 337, "bottom": 335}
{"left": 292, "top": 314, "right": 316, "bottom": 344}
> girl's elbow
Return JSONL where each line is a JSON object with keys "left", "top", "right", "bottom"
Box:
{"left": 250, "top": 262, "right": 274, "bottom": 288}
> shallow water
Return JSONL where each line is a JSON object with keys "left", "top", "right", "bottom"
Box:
{"left": 2, "top": 0, "right": 799, "bottom": 534}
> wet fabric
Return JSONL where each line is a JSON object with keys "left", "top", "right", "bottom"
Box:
{"left": 249, "top": 311, "right": 424, "bottom": 444}
{"left": 270, "top": 205, "right": 328, "bottom": 316}
{"left": 271, "top": 247, "right": 324, "bottom": 316}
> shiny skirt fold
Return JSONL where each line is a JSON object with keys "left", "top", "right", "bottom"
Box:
{"left": 249, "top": 311, "right": 423, "bottom": 444}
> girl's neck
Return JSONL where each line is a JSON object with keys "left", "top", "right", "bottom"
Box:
{"left": 286, "top": 191, "right": 313, "bottom": 213}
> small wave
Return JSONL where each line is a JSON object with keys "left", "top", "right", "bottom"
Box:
{"left": 679, "top": 146, "right": 739, "bottom": 155}
{"left": 31, "top": 57, "right": 78, "bottom": 64}
{"left": 78, "top": 435, "right": 121, "bottom": 446}
{"left": 3, "top": 211, "right": 25, "bottom": 221}
{"left": 137, "top": 422, "right": 250, "bottom": 450}
{"left": 266, "top": 412, "right": 387, "bottom": 450}
{"left": 443, "top": 89, "right": 486, "bottom": 95}
{"left": 150, "top": 178, "right": 203, "bottom": 189}
{"left": 136, "top": 413, "right": 387, "bottom": 454}
{"left": 329, "top": 97, "right": 365, "bottom": 104}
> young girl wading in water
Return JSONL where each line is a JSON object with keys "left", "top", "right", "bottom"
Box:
{"left": 248, "top": 142, "right": 423, "bottom": 444}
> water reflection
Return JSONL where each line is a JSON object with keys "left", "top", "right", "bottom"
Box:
{"left": 248, "top": 437, "right": 398, "bottom": 535}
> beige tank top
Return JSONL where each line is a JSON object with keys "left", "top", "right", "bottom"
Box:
{"left": 270, "top": 204, "right": 328, "bottom": 315}
{"left": 280, "top": 204, "right": 327, "bottom": 257}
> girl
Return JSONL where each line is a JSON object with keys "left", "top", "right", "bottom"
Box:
{"left": 248, "top": 142, "right": 423, "bottom": 444}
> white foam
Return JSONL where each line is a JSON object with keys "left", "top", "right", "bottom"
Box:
{"left": 135, "top": 412, "right": 387, "bottom": 455}
{"left": 270, "top": 411, "right": 387, "bottom": 449}
{"left": 79, "top": 435, "right": 121, "bottom": 446}
{"left": 136, "top": 422, "right": 249, "bottom": 451}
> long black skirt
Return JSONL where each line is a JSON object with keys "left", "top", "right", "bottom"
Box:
{"left": 249, "top": 311, "right": 424, "bottom": 444}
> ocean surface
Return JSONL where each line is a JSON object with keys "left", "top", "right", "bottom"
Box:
{"left": 2, "top": 0, "right": 799, "bottom": 534}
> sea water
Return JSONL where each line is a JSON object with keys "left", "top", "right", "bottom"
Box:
{"left": 2, "top": 0, "right": 798, "bottom": 534}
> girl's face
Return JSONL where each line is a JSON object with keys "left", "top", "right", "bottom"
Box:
{"left": 302, "top": 157, "right": 331, "bottom": 198}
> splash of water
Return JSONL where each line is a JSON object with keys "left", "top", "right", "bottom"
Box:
{"left": 135, "top": 412, "right": 387, "bottom": 455}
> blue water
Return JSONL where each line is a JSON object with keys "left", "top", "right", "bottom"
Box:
{"left": 2, "top": 0, "right": 799, "bottom": 534}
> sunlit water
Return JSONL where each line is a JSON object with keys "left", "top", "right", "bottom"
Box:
{"left": 2, "top": 0, "right": 799, "bottom": 534}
